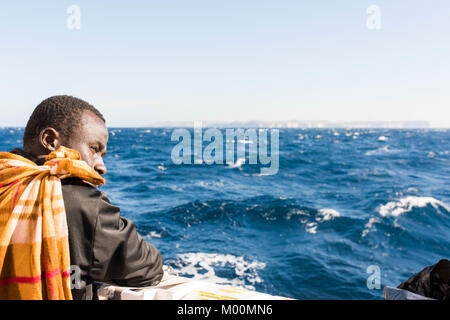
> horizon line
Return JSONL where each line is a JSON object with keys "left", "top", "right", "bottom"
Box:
{"left": 1, "top": 120, "right": 449, "bottom": 129}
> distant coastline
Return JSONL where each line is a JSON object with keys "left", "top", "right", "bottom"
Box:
{"left": 142, "top": 120, "right": 433, "bottom": 129}
{"left": 3, "top": 120, "right": 449, "bottom": 129}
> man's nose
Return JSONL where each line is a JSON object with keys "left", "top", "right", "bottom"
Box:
{"left": 95, "top": 159, "right": 107, "bottom": 175}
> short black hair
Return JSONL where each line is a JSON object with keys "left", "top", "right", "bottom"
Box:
{"left": 23, "top": 95, "right": 105, "bottom": 147}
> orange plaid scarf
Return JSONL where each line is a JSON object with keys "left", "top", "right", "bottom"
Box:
{"left": 0, "top": 146, "right": 105, "bottom": 299}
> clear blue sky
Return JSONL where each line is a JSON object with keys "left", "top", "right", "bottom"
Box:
{"left": 1, "top": 1, "right": 449, "bottom": 127}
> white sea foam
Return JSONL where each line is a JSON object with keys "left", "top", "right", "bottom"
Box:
{"left": 362, "top": 196, "right": 449, "bottom": 238}
{"left": 316, "top": 208, "right": 340, "bottom": 221}
{"left": 169, "top": 185, "right": 184, "bottom": 192}
{"left": 378, "top": 136, "right": 388, "bottom": 141}
{"left": 361, "top": 217, "right": 380, "bottom": 238}
{"left": 145, "top": 231, "right": 162, "bottom": 239}
{"left": 378, "top": 196, "right": 450, "bottom": 217}
{"left": 170, "top": 252, "right": 266, "bottom": 290}
{"left": 158, "top": 164, "right": 167, "bottom": 171}
{"left": 305, "top": 222, "right": 318, "bottom": 234}
{"left": 195, "top": 180, "right": 225, "bottom": 188}
{"left": 249, "top": 172, "right": 273, "bottom": 177}
{"left": 286, "top": 208, "right": 310, "bottom": 220}
{"left": 365, "top": 145, "right": 391, "bottom": 156}
{"left": 304, "top": 208, "right": 340, "bottom": 234}
{"left": 227, "top": 158, "right": 246, "bottom": 169}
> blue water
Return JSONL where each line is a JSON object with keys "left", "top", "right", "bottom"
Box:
{"left": 1, "top": 127, "right": 449, "bottom": 299}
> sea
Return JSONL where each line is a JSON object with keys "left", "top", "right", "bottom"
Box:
{"left": 1, "top": 127, "right": 449, "bottom": 300}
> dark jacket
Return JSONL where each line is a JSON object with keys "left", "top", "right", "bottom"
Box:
{"left": 397, "top": 259, "right": 450, "bottom": 300}
{"left": 10, "top": 148, "right": 164, "bottom": 300}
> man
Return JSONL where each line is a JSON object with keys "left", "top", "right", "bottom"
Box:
{"left": 5, "top": 95, "right": 164, "bottom": 299}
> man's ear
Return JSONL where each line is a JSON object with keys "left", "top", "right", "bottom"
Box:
{"left": 39, "top": 127, "right": 64, "bottom": 152}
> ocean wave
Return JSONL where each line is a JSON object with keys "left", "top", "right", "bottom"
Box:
{"left": 378, "top": 196, "right": 450, "bottom": 217}
{"left": 165, "top": 197, "right": 343, "bottom": 234}
{"left": 195, "top": 180, "right": 226, "bottom": 188}
{"left": 361, "top": 217, "right": 380, "bottom": 238}
{"left": 365, "top": 145, "right": 393, "bottom": 156}
{"left": 304, "top": 208, "right": 341, "bottom": 234}
{"left": 361, "top": 196, "right": 450, "bottom": 238}
{"left": 168, "top": 252, "right": 266, "bottom": 290}
{"left": 317, "top": 208, "right": 341, "bottom": 221}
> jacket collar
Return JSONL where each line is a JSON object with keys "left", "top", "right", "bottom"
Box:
{"left": 9, "top": 148, "right": 46, "bottom": 166}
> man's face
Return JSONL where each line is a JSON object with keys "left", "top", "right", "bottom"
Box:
{"left": 65, "top": 110, "right": 109, "bottom": 175}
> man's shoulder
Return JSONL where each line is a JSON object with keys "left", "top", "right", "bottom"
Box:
{"left": 62, "top": 177, "right": 102, "bottom": 196}
{"left": 62, "top": 178, "right": 121, "bottom": 231}
{"left": 61, "top": 177, "right": 112, "bottom": 210}
{"left": 61, "top": 178, "right": 108, "bottom": 212}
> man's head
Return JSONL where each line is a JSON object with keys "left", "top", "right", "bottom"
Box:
{"left": 23, "top": 95, "right": 109, "bottom": 175}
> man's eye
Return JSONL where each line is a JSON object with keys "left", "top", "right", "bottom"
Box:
{"left": 91, "top": 146, "right": 99, "bottom": 152}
